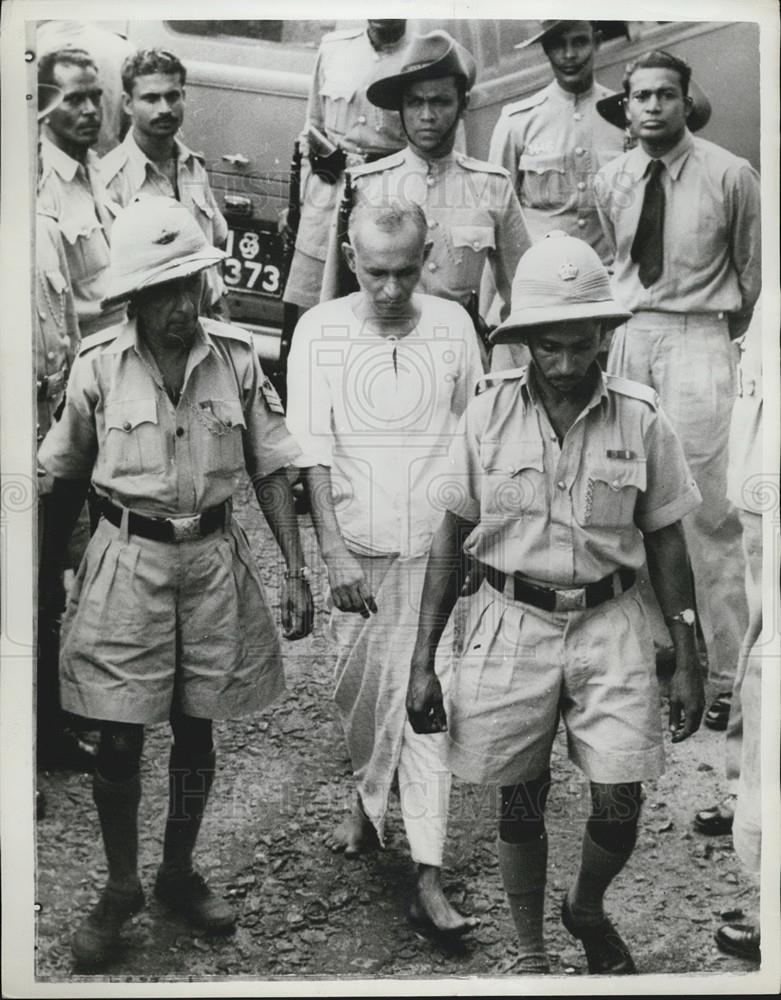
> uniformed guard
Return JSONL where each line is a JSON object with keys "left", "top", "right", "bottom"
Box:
{"left": 406, "top": 232, "right": 705, "bottom": 974}
{"left": 38, "top": 197, "right": 315, "bottom": 967}
{"left": 282, "top": 20, "right": 409, "bottom": 312}
{"left": 320, "top": 29, "right": 531, "bottom": 344}
{"left": 489, "top": 21, "right": 623, "bottom": 260}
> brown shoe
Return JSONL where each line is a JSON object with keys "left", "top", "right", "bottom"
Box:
{"left": 71, "top": 882, "right": 145, "bottom": 967}
{"left": 154, "top": 868, "right": 235, "bottom": 934}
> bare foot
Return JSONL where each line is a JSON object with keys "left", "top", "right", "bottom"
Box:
{"left": 409, "top": 865, "right": 480, "bottom": 936}
{"left": 326, "top": 796, "right": 377, "bottom": 857}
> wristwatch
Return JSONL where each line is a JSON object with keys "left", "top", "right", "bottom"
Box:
{"left": 284, "top": 566, "right": 312, "bottom": 582}
{"left": 665, "top": 608, "right": 696, "bottom": 627}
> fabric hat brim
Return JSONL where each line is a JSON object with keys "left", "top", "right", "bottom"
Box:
{"left": 367, "top": 42, "right": 477, "bottom": 111}
{"left": 37, "top": 84, "right": 63, "bottom": 120}
{"left": 101, "top": 247, "right": 226, "bottom": 310}
{"left": 514, "top": 20, "right": 576, "bottom": 51}
{"left": 489, "top": 301, "right": 632, "bottom": 344}
{"left": 596, "top": 79, "right": 712, "bottom": 133}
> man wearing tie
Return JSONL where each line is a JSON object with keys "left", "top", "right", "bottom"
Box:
{"left": 37, "top": 48, "right": 125, "bottom": 337}
{"left": 594, "top": 50, "right": 761, "bottom": 731}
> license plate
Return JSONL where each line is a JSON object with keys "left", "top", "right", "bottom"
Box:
{"left": 223, "top": 224, "right": 284, "bottom": 299}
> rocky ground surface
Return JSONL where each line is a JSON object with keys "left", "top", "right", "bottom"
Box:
{"left": 35, "top": 491, "right": 760, "bottom": 988}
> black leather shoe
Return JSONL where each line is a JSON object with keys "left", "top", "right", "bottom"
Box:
{"left": 693, "top": 795, "right": 736, "bottom": 835}
{"left": 561, "top": 896, "right": 637, "bottom": 975}
{"left": 715, "top": 922, "right": 760, "bottom": 962}
{"left": 704, "top": 692, "right": 732, "bottom": 731}
{"left": 155, "top": 868, "right": 235, "bottom": 934}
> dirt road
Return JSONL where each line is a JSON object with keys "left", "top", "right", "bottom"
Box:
{"left": 35, "top": 496, "right": 760, "bottom": 985}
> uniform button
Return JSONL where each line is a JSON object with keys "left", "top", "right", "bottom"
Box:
{"left": 426, "top": 175, "right": 436, "bottom": 187}
{"left": 573, "top": 112, "right": 583, "bottom": 121}
{"left": 577, "top": 218, "right": 586, "bottom": 228}
{"left": 225, "top": 419, "right": 232, "bottom": 428}
{"left": 428, "top": 261, "right": 438, "bottom": 271}
{"left": 577, "top": 181, "right": 586, "bottom": 191}
{"left": 472, "top": 240, "right": 481, "bottom": 250}
{"left": 575, "top": 146, "right": 585, "bottom": 155}
{"left": 357, "top": 115, "right": 366, "bottom": 124}
{"left": 176, "top": 427, "right": 185, "bottom": 437}
{"left": 557, "top": 480, "right": 566, "bottom": 490}
{"left": 550, "top": 434, "right": 557, "bottom": 442}
{"left": 123, "top": 421, "right": 132, "bottom": 431}
{"left": 612, "top": 479, "right": 620, "bottom": 489}
{"left": 47, "top": 350, "right": 55, "bottom": 360}
{"left": 427, "top": 218, "right": 436, "bottom": 228}
{"left": 374, "top": 125, "right": 382, "bottom": 132}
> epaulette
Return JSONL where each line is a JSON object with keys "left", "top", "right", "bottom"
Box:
{"left": 98, "top": 143, "right": 129, "bottom": 184}
{"left": 201, "top": 317, "right": 253, "bottom": 346}
{"left": 605, "top": 373, "right": 659, "bottom": 408}
{"left": 454, "top": 153, "right": 510, "bottom": 178}
{"left": 350, "top": 150, "right": 406, "bottom": 179}
{"left": 504, "top": 89, "right": 548, "bottom": 117}
{"left": 78, "top": 327, "right": 121, "bottom": 355}
{"left": 475, "top": 366, "right": 527, "bottom": 395}
{"left": 322, "top": 27, "right": 364, "bottom": 43}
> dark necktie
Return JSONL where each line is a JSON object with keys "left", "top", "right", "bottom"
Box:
{"left": 631, "top": 159, "right": 665, "bottom": 288}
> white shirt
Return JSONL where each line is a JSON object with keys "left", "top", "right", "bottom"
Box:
{"left": 286, "top": 292, "right": 483, "bottom": 557}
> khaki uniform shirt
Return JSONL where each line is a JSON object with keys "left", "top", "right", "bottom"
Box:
{"left": 38, "top": 318, "right": 302, "bottom": 517}
{"left": 595, "top": 131, "right": 761, "bottom": 333}
{"left": 35, "top": 212, "right": 80, "bottom": 441}
{"left": 321, "top": 147, "right": 532, "bottom": 318}
{"left": 489, "top": 80, "right": 623, "bottom": 262}
{"left": 37, "top": 137, "right": 125, "bottom": 336}
{"left": 288, "top": 26, "right": 408, "bottom": 280}
{"left": 100, "top": 133, "right": 228, "bottom": 307}
{"left": 445, "top": 366, "right": 701, "bottom": 586}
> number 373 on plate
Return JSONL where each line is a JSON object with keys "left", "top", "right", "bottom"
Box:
{"left": 222, "top": 226, "right": 282, "bottom": 297}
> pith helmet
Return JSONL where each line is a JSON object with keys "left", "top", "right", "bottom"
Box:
{"left": 367, "top": 30, "right": 477, "bottom": 111}
{"left": 597, "top": 77, "right": 712, "bottom": 132}
{"left": 489, "top": 231, "right": 632, "bottom": 344}
{"left": 102, "top": 197, "right": 226, "bottom": 308}
{"left": 38, "top": 83, "right": 63, "bottom": 120}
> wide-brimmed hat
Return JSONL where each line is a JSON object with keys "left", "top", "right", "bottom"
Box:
{"left": 367, "top": 30, "right": 477, "bottom": 111}
{"left": 102, "top": 197, "right": 226, "bottom": 308}
{"left": 596, "top": 77, "right": 712, "bottom": 132}
{"left": 489, "top": 231, "right": 632, "bottom": 344}
{"left": 37, "top": 83, "right": 63, "bottom": 120}
{"left": 514, "top": 20, "right": 584, "bottom": 51}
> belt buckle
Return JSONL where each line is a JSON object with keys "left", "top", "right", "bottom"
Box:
{"left": 168, "top": 514, "right": 202, "bottom": 541}
{"left": 554, "top": 587, "right": 587, "bottom": 612}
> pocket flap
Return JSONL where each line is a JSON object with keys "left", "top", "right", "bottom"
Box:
{"left": 105, "top": 398, "right": 158, "bottom": 432}
{"left": 480, "top": 438, "right": 544, "bottom": 475}
{"left": 319, "top": 79, "right": 357, "bottom": 102}
{"left": 209, "top": 399, "right": 247, "bottom": 430}
{"left": 451, "top": 225, "right": 496, "bottom": 252}
{"left": 59, "top": 214, "right": 102, "bottom": 246}
{"left": 591, "top": 460, "right": 647, "bottom": 492}
{"left": 519, "top": 153, "right": 568, "bottom": 175}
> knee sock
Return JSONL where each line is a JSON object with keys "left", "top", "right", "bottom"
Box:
{"left": 567, "top": 828, "right": 634, "bottom": 926}
{"left": 497, "top": 835, "right": 549, "bottom": 969}
{"left": 93, "top": 769, "right": 141, "bottom": 892}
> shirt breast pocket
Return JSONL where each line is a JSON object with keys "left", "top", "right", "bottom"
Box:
{"left": 449, "top": 225, "right": 496, "bottom": 287}
{"left": 59, "top": 214, "right": 106, "bottom": 280}
{"left": 480, "top": 439, "right": 546, "bottom": 524}
{"left": 320, "top": 79, "right": 357, "bottom": 137}
{"left": 577, "top": 460, "right": 646, "bottom": 528}
{"left": 104, "top": 398, "right": 166, "bottom": 477}
{"left": 195, "top": 399, "right": 247, "bottom": 478}
{"left": 519, "top": 153, "right": 569, "bottom": 210}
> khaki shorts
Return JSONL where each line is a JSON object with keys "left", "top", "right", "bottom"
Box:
{"left": 60, "top": 516, "right": 285, "bottom": 724}
{"left": 446, "top": 580, "right": 666, "bottom": 786}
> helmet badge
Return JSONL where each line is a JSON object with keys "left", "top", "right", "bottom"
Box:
{"left": 558, "top": 261, "right": 579, "bottom": 282}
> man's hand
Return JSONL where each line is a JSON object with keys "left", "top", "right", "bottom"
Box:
{"left": 668, "top": 650, "right": 705, "bottom": 742}
{"left": 281, "top": 577, "right": 314, "bottom": 640}
{"left": 327, "top": 552, "right": 377, "bottom": 618}
{"left": 406, "top": 659, "right": 447, "bottom": 734}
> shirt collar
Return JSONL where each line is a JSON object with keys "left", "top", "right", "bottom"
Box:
{"left": 521, "top": 362, "right": 608, "bottom": 412}
{"left": 40, "top": 136, "right": 98, "bottom": 183}
{"left": 122, "top": 131, "right": 195, "bottom": 188}
{"left": 404, "top": 144, "right": 456, "bottom": 174}
{"left": 635, "top": 128, "right": 694, "bottom": 180}
{"left": 549, "top": 79, "right": 595, "bottom": 105}
{"left": 103, "top": 316, "right": 215, "bottom": 362}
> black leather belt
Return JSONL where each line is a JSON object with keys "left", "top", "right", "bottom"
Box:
{"left": 100, "top": 498, "right": 229, "bottom": 543}
{"left": 486, "top": 565, "right": 635, "bottom": 612}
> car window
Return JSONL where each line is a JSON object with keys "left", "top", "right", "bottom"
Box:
{"left": 164, "top": 20, "right": 339, "bottom": 48}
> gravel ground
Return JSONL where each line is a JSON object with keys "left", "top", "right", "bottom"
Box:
{"left": 34, "top": 488, "right": 761, "bottom": 987}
